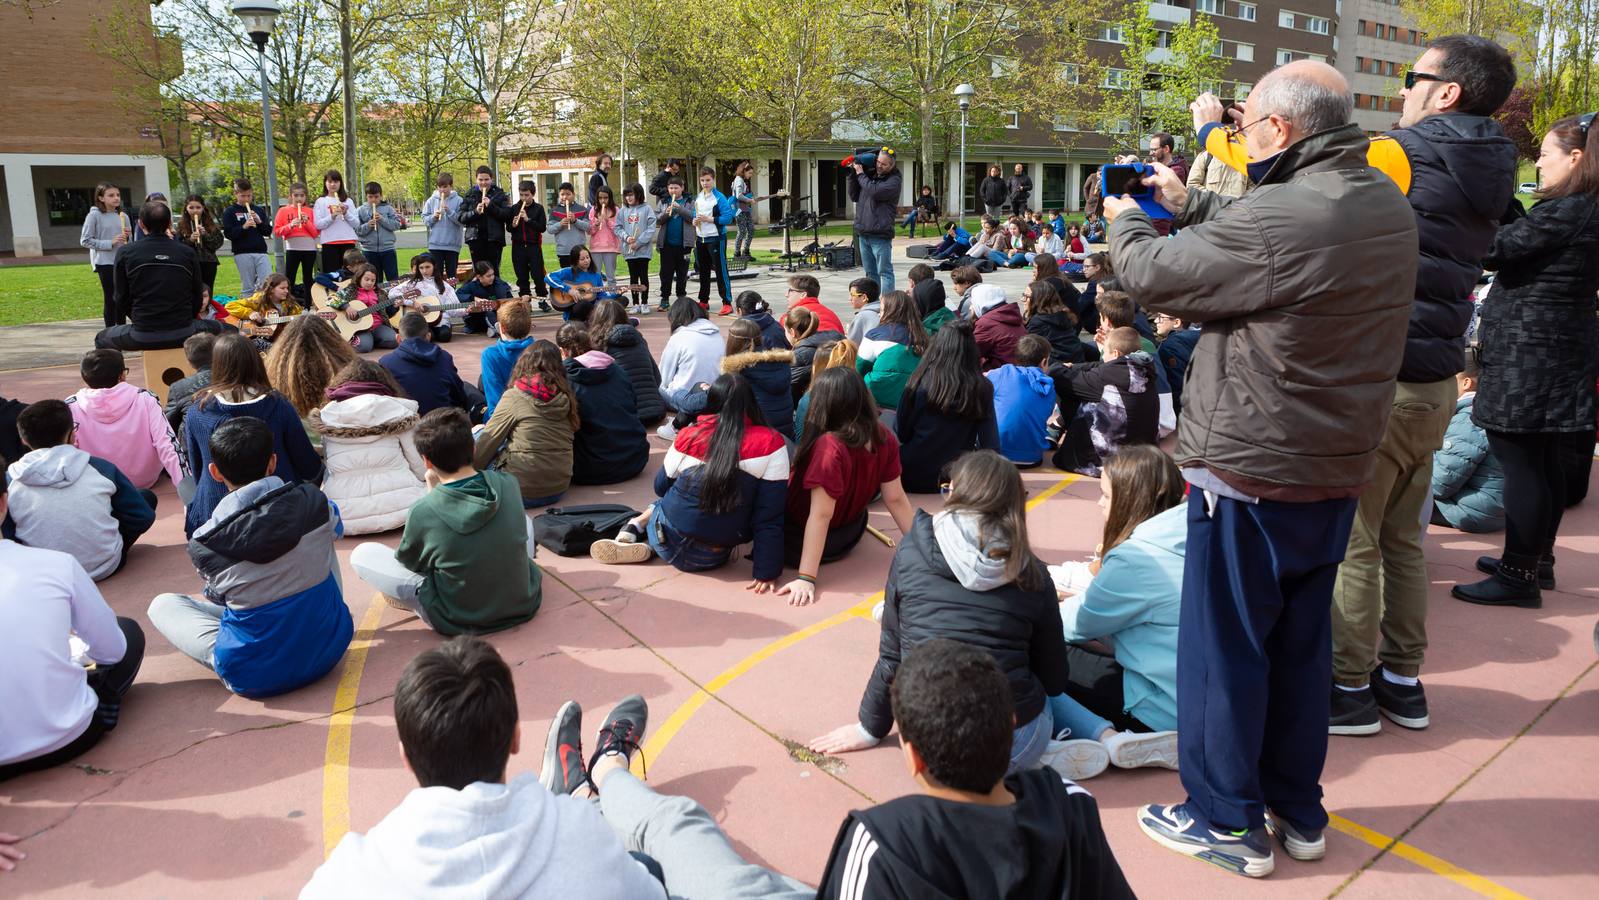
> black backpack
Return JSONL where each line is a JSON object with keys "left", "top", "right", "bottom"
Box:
{"left": 533, "top": 504, "right": 641, "bottom": 556}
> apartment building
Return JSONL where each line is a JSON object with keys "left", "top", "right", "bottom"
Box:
{"left": 1335, "top": 0, "right": 1421, "bottom": 132}
{"left": 505, "top": 1, "right": 1337, "bottom": 220}
{"left": 0, "top": 0, "right": 171, "bottom": 257}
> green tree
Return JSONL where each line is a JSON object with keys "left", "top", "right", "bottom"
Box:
{"left": 449, "top": 0, "right": 573, "bottom": 178}
{"left": 1095, "top": 3, "right": 1161, "bottom": 140}
{"left": 1156, "top": 13, "right": 1228, "bottom": 140}
{"left": 362, "top": 9, "right": 479, "bottom": 195}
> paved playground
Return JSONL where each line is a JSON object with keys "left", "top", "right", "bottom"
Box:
{"left": 0, "top": 259, "right": 1595, "bottom": 899}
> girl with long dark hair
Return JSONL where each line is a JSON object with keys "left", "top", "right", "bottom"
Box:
{"left": 736, "top": 290, "right": 789, "bottom": 350}
{"left": 855, "top": 289, "right": 929, "bottom": 412}
{"left": 1023, "top": 279, "right": 1088, "bottom": 365}
{"left": 590, "top": 373, "right": 789, "bottom": 588}
{"left": 314, "top": 170, "right": 360, "bottom": 275}
{"left": 177, "top": 195, "right": 225, "bottom": 298}
{"left": 589, "top": 185, "right": 622, "bottom": 286}
{"left": 894, "top": 320, "right": 1000, "bottom": 493}
{"left": 389, "top": 252, "right": 455, "bottom": 342}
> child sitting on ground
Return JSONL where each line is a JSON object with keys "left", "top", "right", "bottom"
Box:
{"left": 895, "top": 321, "right": 1001, "bottom": 494}
{"left": 785, "top": 306, "right": 846, "bottom": 403}
{"left": 792, "top": 338, "right": 857, "bottom": 441}
{"left": 844, "top": 277, "right": 882, "bottom": 345}
{"left": 784, "top": 273, "right": 843, "bottom": 334}
{"left": 1432, "top": 346, "right": 1505, "bottom": 533}
{"left": 1048, "top": 326, "right": 1160, "bottom": 477}
{"left": 590, "top": 373, "right": 788, "bottom": 588}
{"left": 1153, "top": 309, "right": 1198, "bottom": 413}
{"left": 479, "top": 300, "right": 535, "bottom": 420}
{"left": 381, "top": 312, "right": 477, "bottom": 418}
{"left": 1094, "top": 289, "right": 1173, "bottom": 436}
{"left": 148, "top": 416, "right": 353, "bottom": 698}
{"left": 558, "top": 324, "right": 650, "bottom": 485}
{"left": 655, "top": 297, "right": 724, "bottom": 438}
{"left": 1047, "top": 445, "right": 1184, "bottom": 774}
{"left": 388, "top": 252, "right": 460, "bottom": 343}
{"left": 310, "top": 359, "right": 426, "bottom": 535}
{"left": 313, "top": 247, "right": 366, "bottom": 293}
{"left": 164, "top": 332, "right": 216, "bottom": 432}
{"left": 782, "top": 368, "right": 917, "bottom": 606}
{"left": 225, "top": 273, "right": 305, "bottom": 349}
{"left": 546, "top": 246, "right": 616, "bottom": 323}
{"left": 855, "top": 290, "right": 928, "bottom": 415}
{"left": 988, "top": 334, "right": 1057, "bottom": 467}
{"left": 736, "top": 290, "right": 789, "bottom": 350}
{"left": 265, "top": 315, "right": 358, "bottom": 447}
{"left": 907, "top": 262, "right": 948, "bottom": 322}
{"left": 719, "top": 318, "right": 795, "bottom": 437}
{"left": 326, "top": 263, "right": 398, "bottom": 353}
{"left": 7, "top": 400, "right": 155, "bottom": 580}
{"left": 970, "top": 284, "right": 1026, "bottom": 371}
{"left": 351, "top": 408, "right": 542, "bottom": 635}
{"left": 1023, "top": 279, "right": 1089, "bottom": 366}
{"left": 472, "top": 341, "right": 576, "bottom": 509}
{"left": 67, "top": 349, "right": 186, "bottom": 491}
{"left": 453, "top": 260, "right": 514, "bottom": 337}
{"left": 0, "top": 473, "right": 146, "bottom": 781}
{"left": 589, "top": 299, "right": 664, "bottom": 425}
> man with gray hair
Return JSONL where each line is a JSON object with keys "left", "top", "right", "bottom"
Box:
{"left": 1101, "top": 61, "right": 1418, "bottom": 878}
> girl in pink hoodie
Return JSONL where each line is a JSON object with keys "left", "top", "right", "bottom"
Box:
{"left": 67, "top": 349, "right": 187, "bottom": 490}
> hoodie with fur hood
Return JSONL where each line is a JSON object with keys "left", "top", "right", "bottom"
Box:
{"left": 309, "top": 394, "right": 427, "bottom": 535}
{"left": 67, "top": 382, "right": 187, "bottom": 490}
{"left": 5, "top": 444, "right": 154, "bottom": 580}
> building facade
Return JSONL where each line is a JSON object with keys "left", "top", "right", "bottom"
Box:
{"left": 1335, "top": 0, "right": 1421, "bottom": 132}
{"left": 0, "top": 0, "right": 171, "bottom": 257}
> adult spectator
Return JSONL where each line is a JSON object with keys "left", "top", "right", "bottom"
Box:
{"left": 1005, "top": 163, "right": 1033, "bottom": 215}
{"left": 1329, "top": 35, "right": 1519, "bottom": 736}
{"left": 1453, "top": 111, "right": 1599, "bottom": 608}
{"left": 1104, "top": 61, "right": 1417, "bottom": 877}
{"left": 848, "top": 146, "right": 903, "bottom": 292}
{"left": 1148, "top": 132, "right": 1190, "bottom": 184}
{"left": 647, "top": 158, "right": 683, "bottom": 203}
{"left": 587, "top": 152, "right": 613, "bottom": 207}
{"left": 94, "top": 201, "right": 225, "bottom": 351}
{"left": 979, "top": 164, "right": 1006, "bottom": 217}
{"left": 1186, "top": 150, "right": 1248, "bottom": 198}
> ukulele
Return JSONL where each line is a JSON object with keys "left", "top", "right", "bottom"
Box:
{"left": 238, "top": 309, "right": 339, "bottom": 340}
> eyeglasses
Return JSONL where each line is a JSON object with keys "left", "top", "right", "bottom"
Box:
{"left": 1404, "top": 70, "right": 1445, "bottom": 90}
{"left": 939, "top": 482, "right": 953, "bottom": 498}
{"left": 1224, "top": 115, "right": 1283, "bottom": 138}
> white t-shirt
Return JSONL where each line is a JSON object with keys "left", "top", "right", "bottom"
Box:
{"left": 0, "top": 540, "right": 127, "bottom": 767}
{"left": 695, "top": 192, "right": 719, "bottom": 239}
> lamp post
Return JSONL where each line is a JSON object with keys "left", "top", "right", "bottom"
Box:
{"left": 954, "top": 83, "right": 975, "bottom": 230}
{"left": 232, "top": 1, "right": 284, "bottom": 273}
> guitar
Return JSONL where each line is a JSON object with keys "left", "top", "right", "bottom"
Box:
{"left": 331, "top": 283, "right": 408, "bottom": 341}
{"left": 414, "top": 297, "right": 500, "bottom": 325}
{"left": 237, "top": 309, "right": 339, "bottom": 340}
{"left": 738, "top": 188, "right": 791, "bottom": 206}
{"left": 548, "top": 281, "right": 647, "bottom": 312}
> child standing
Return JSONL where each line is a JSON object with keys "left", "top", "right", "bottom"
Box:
{"left": 655, "top": 177, "right": 695, "bottom": 309}
{"left": 544, "top": 181, "right": 591, "bottom": 268}
{"left": 311, "top": 359, "right": 426, "bottom": 534}
{"left": 616, "top": 183, "right": 657, "bottom": 315}
{"left": 67, "top": 349, "right": 186, "bottom": 491}
{"left": 472, "top": 341, "right": 576, "bottom": 509}
{"left": 987, "top": 334, "right": 1056, "bottom": 467}
{"left": 274, "top": 183, "right": 321, "bottom": 298}
{"left": 422, "top": 172, "right": 465, "bottom": 279}
{"left": 356, "top": 182, "right": 404, "bottom": 281}
{"left": 507, "top": 180, "right": 549, "bottom": 306}
{"left": 221, "top": 177, "right": 274, "bottom": 297}
{"left": 314, "top": 170, "right": 361, "bottom": 276}
{"left": 177, "top": 195, "right": 226, "bottom": 299}
{"left": 732, "top": 160, "right": 758, "bottom": 259}
{"left": 692, "top": 167, "right": 737, "bottom": 315}
{"left": 456, "top": 166, "right": 513, "bottom": 277}
{"left": 351, "top": 408, "right": 543, "bottom": 635}
{"left": 80, "top": 182, "right": 130, "bottom": 327}
{"left": 149, "top": 416, "right": 353, "bottom": 698}
{"left": 589, "top": 186, "right": 622, "bottom": 287}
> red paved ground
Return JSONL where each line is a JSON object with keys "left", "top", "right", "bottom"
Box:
{"left": 1, "top": 316, "right": 1595, "bottom": 899}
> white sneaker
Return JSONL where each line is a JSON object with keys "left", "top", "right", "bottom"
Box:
{"left": 590, "top": 538, "right": 652, "bottom": 565}
{"left": 655, "top": 422, "right": 677, "bottom": 441}
{"left": 1102, "top": 730, "right": 1180, "bottom": 770}
{"left": 636, "top": 304, "right": 652, "bottom": 315}
{"left": 1040, "top": 739, "right": 1110, "bottom": 780}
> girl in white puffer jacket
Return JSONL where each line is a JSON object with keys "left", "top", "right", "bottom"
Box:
{"left": 310, "top": 360, "right": 427, "bottom": 535}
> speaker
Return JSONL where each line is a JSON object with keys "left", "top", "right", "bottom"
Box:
{"left": 821, "top": 245, "right": 856, "bottom": 269}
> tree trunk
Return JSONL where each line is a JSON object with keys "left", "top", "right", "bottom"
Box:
{"left": 340, "top": 0, "right": 359, "bottom": 186}
{"left": 919, "top": 95, "right": 934, "bottom": 204}
{"left": 487, "top": 107, "right": 499, "bottom": 181}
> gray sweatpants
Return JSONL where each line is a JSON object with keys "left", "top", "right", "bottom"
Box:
{"left": 234, "top": 253, "right": 273, "bottom": 297}
{"left": 350, "top": 515, "right": 537, "bottom": 627}
{"left": 598, "top": 768, "right": 813, "bottom": 899}
{"left": 149, "top": 567, "right": 345, "bottom": 667}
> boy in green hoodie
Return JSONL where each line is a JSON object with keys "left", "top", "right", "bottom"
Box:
{"left": 351, "top": 408, "right": 541, "bottom": 634}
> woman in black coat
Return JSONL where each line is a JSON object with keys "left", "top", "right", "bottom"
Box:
{"left": 1454, "top": 114, "right": 1599, "bottom": 609}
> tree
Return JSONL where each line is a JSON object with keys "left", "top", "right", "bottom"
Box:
{"left": 93, "top": 12, "right": 208, "bottom": 196}
{"left": 449, "top": 0, "right": 574, "bottom": 178}
{"left": 1156, "top": 13, "right": 1228, "bottom": 141}
{"left": 1495, "top": 84, "right": 1538, "bottom": 160}
{"left": 1401, "top": 0, "right": 1542, "bottom": 60}
{"left": 363, "top": 11, "right": 480, "bottom": 196}
{"left": 1096, "top": 2, "right": 1161, "bottom": 141}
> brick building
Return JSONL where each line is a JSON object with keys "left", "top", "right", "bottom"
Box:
{"left": 0, "top": 0, "right": 171, "bottom": 257}
{"left": 505, "top": 1, "right": 1337, "bottom": 224}
{"left": 1335, "top": 0, "right": 1420, "bottom": 132}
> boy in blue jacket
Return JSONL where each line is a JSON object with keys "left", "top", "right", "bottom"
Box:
{"left": 929, "top": 221, "right": 972, "bottom": 260}
{"left": 478, "top": 299, "right": 535, "bottom": 420}
{"left": 148, "top": 416, "right": 352, "bottom": 698}
{"left": 690, "top": 167, "right": 737, "bottom": 315}
{"left": 987, "top": 335, "right": 1057, "bottom": 467}
{"left": 1431, "top": 351, "right": 1504, "bottom": 533}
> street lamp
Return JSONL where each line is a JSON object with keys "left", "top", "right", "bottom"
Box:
{"left": 954, "top": 83, "right": 975, "bottom": 230}
{"left": 232, "top": 0, "right": 284, "bottom": 273}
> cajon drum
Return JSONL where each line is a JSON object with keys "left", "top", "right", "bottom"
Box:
{"left": 455, "top": 261, "right": 476, "bottom": 282}
{"left": 140, "top": 346, "right": 196, "bottom": 407}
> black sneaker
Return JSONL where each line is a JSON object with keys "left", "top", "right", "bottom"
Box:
{"left": 590, "top": 694, "right": 649, "bottom": 774}
{"left": 1475, "top": 554, "right": 1555, "bottom": 590}
{"left": 538, "top": 700, "right": 589, "bottom": 796}
{"left": 538, "top": 300, "right": 552, "bottom": 313}
{"left": 1369, "top": 666, "right": 1429, "bottom": 729}
{"left": 1452, "top": 572, "right": 1542, "bottom": 609}
{"left": 1329, "top": 685, "right": 1381, "bottom": 736}
{"left": 1137, "top": 802, "right": 1274, "bottom": 878}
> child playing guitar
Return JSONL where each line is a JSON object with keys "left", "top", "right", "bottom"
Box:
{"left": 544, "top": 246, "right": 618, "bottom": 323}
{"left": 387, "top": 252, "right": 464, "bottom": 343}
{"left": 226, "top": 274, "right": 311, "bottom": 349}
{"left": 327, "top": 264, "right": 403, "bottom": 353}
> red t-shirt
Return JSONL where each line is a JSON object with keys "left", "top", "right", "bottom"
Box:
{"left": 784, "top": 297, "right": 844, "bottom": 336}
{"left": 787, "top": 426, "right": 902, "bottom": 528}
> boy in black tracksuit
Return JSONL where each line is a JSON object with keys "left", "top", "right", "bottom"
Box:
{"left": 507, "top": 180, "right": 549, "bottom": 305}
{"left": 1047, "top": 327, "right": 1160, "bottom": 476}
{"left": 455, "top": 166, "right": 514, "bottom": 278}
{"left": 815, "top": 639, "right": 1132, "bottom": 900}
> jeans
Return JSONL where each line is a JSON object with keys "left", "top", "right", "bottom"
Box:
{"left": 986, "top": 250, "right": 1014, "bottom": 267}
{"left": 234, "top": 252, "right": 273, "bottom": 297}
{"left": 857, "top": 234, "right": 893, "bottom": 291}
{"left": 1010, "top": 706, "right": 1053, "bottom": 773}
{"left": 734, "top": 209, "right": 754, "bottom": 257}
{"left": 367, "top": 248, "right": 399, "bottom": 281}
{"left": 510, "top": 243, "right": 546, "bottom": 297}
{"left": 523, "top": 491, "right": 564, "bottom": 510}
{"left": 929, "top": 237, "right": 968, "bottom": 260}
{"left": 596, "top": 768, "right": 812, "bottom": 899}
{"left": 96, "top": 264, "right": 118, "bottom": 326}
{"left": 659, "top": 384, "right": 710, "bottom": 416}
{"left": 1048, "top": 642, "right": 1161, "bottom": 736}
{"left": 1050, "top": 693, "right": 1113, "bottom": 743}
{"left": 647, "top": 505, "right": 734, "bottom": 572}
{"left": 95, "top": 318, "right": 227, "bottom": 351}
{"left": 1178, "top": 489, "right": 1358, "bottom": 834}
{"left": 1331, "top": 377, "right": 1455, "bottom": 686}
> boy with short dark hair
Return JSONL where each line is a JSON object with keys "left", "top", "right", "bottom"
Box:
{"left": 380, "top": 313, "right": 476, "bottom": 418}
{"left": 1154, "top": 310, "right": 1198, "bottom": 413}
{"left": 147, "top": 416, "right": 353, "bottom": 698}
{"left": 454, "top": 259, "right": 514, "bottom": 337}
{"left": 508, "top": 179, "right": 550, "bottom": 307}
{"left": 655, "top": 176, "right": 694, "bottom": 310}
{"left": 456, "top": 165, "right": 513, "bottom": 277}
{"left": 1048, "top": 325, "right": 1160, "bottom": 476}
{"left": 845, "top": 277, "right": 883, "bottom": 344}
{"left": 478, "top": 299, "right": 534, "bottom": 419}
{"left": 1096, "top": 290, "right": 1173, "bottom": 434}
{"left": 350, "top": 408, "right": 542, "bottom": 635}
{"left": 7, "top": 400, "right": 155, "bottom": 579}
{"left": 423, "top": 172, "right": 464, "bottom": 277}
{"left": 545, "top": 181, "right": 591, "bottom": 268}
{"left": 67, "top": 348, "right": 186, "bottom": 491}
{"left": 164, "top": 332, "right": 216, "bottom": 432}
{"left": 691, "top": 167, "right": 737, "bottom": 314}
{"left": 355, "top": 181, "right": 404, "bottom": 280}
{"left": 221, "top": 177, "right": 273, "bottom": 296}
{"left": 782, "top": 272, "right": 843, "bottom": 334}
{"left": 988, "top": 334, "right": 1057, "bottom": 467}
{"left": 314, "top": 247, "right": 367, "bottom": 292}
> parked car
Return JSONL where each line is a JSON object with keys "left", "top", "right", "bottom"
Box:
{"left": 1519, "top": 181, "right": 1539, "bottom": 193}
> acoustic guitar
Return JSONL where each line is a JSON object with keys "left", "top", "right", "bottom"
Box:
{"left": 332, "top": 289, "right": 408, "bottom": 342}
{"left": 414, "top": 297, "right": 500, "bottom": 325}
{"left": 237, "top": 309, "right": 339, "bottom": 340}
{"left": 548, "top": 281, "right": 647, "bottom": 312}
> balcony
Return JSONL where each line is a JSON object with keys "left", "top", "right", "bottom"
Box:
{"left": 1149, "top": 3, "right": 1192, "bottom": 25}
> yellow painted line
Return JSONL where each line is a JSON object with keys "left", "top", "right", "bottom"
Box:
{"left": 1329, "top": 814, "right": 1528, "bottom": 899}
{"left": 637, "top": 473, "right": 1082, "bottom": 773}
{"left": 321, "top": 594, "right": 385, "bottom": 857}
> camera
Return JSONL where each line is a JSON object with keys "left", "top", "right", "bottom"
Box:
{"left": 852, "top": 148, "right": 878, "bottom": 170}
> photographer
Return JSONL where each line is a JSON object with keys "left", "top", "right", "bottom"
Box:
{"left": 848, "top": 146, "right": 903, "bottom": 291}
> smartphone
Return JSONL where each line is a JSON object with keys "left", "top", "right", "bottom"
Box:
{"left": 1101, "top": 164, "right": 1151, "bottom": 198}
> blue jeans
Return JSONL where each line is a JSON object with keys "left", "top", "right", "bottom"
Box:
{"left": 929, "top": 237, "right": 968, "bottom": 259}
{"left": 647, "top": 505, "right": 734, "bottom": 573}
{"left": 857, "top": 234, "right": 893, "bottom": 291}
{"left": 367, "top": 248, "right": 399, "bottom": 281}
{"left": 659, "top": 384, "right": 709, "bottom": 416}
{"left": 523, "top": 491, "right": 564, "bottom": 510}
{"left": 1178, "top": 490, "right": 1358, "bottom": 834}
{"left": 1009, "top": 705, "right": 1053, "bottom": 773}
{"left": 987, "top": 250, "right": 1012, "bottom": 267}
{"left": 1048, "top": 693, "right": 1112, "bottom": 742}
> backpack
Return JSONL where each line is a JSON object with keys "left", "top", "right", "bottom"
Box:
{"left": 533, "top": 503, "right": 641, "bottom": 556}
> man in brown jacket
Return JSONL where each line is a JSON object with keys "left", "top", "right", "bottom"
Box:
{"left": 1102, "top": 61, "right": 1418, "bottom": 878}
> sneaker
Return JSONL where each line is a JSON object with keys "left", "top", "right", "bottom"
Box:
{"left": 1137, "top": 802, "right": 1275, "bottom": 878}
{"left": 1040, "top": 739, "right": 1110, "bottom": 780}
{"left": 719, "top": 304, "right": 734, "bottom": 316}
{"left": 538, "top": 300, "right": 551, "bottom": 313}
{"left": 539, "top": 700, "right": 588, "bottom": 795}
{"left": 636, "top": 304, "right": 652, "bottom": 315}
{"left": 1265, "top": 810, "right": 1326, "bottom": 861}
{"left": 591, "top": 694, "right": 649, "bottom": 771}
{"left": 590, "top": 537, "right": 652, "bottom": 565}
{"left": 1328, "top": 685, "right": 1381, "bottom": 736}
{"left": 655, "top": 422, "right": 678, "bottom": 442}
{"left": 1451, "top": 572, "right": 1542, "bottom": 609}
{"left": 1102, "top": 730, "right": 1179, "bottom": 769}
{"left": 1369, "top": 666, "right": 1429, "bottom": 729}
{"left": 1476, "top": 554, "right": 1555, "bottom": 590}
{"left": 614, "top": 523, "right": 643, "bottom": 544}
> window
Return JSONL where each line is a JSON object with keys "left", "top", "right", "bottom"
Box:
{"left": 1234, "top": 42, "right": 1253, "bottom": 62}
{"left": 1003, "top": 110, "right": 1020, "bottom": 129}
{"left": 1052, "top": 115, "right": 1080, "bottom": 132}
{"left": 558, "top": 44, "right": 573, "bottom": 66}
{"left": 1237, "top": 2, "right": 1255, "bottom": 20}
{"left": 1279, "top": 10, "right": 1295, "bottom": 27}
{"left": 1156, "top": 30, "right": 1173, "bottom": 49}
{"left": 554, "top": 98, "right": 576, "bottom": 121}
{"left": 1097, "top": 23, "right": 1125, "bottom": 43}
{"left": 1102, "top": 68, "right": 1133, "bottom": 89}
{"left": 1058, "top": 63, "right": 1080, "bottom": 84}
{"left": 990, "top": 56, "right": 1018, "bottom": 78}
{"left": 1194, "top": 0, "right": 1219, "bottom": 12}
{"left": 1308, "top": 16, "right": 1329, "bottom": 34}
{"left": 1235, "top": 81, "right": 1254, "bottom": 99}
